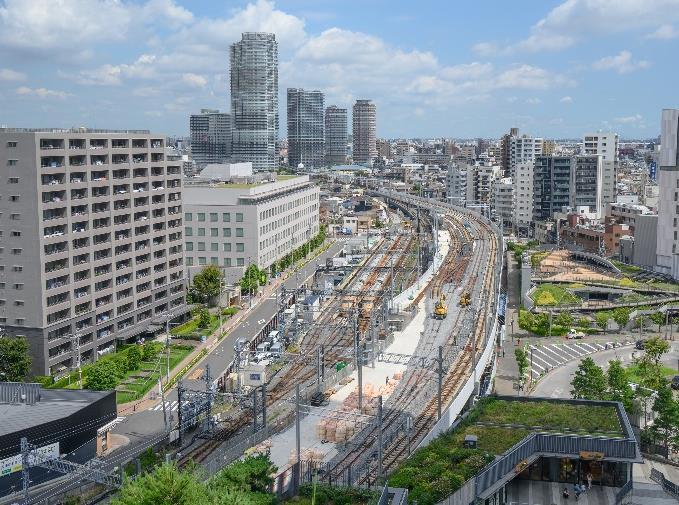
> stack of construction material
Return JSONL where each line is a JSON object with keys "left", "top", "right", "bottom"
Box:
{"left": 288, "top": 447, "right": 324, "bottom": 464}
{"left": 245, "top": 439, "right": 272, "bottom": 457}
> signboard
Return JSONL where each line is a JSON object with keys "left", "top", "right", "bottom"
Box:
{"left": 0, "top": 442, "right": 59, "bottom": 477}
{"left": 649, "top": 161, "right": 657, "bottom": 181}
{"left": 579, "top": 451, "right": 604, "bottom": 461}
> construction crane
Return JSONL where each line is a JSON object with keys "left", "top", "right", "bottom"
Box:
{"left": 433, "top": 294, "right": 447, "bottom": 319}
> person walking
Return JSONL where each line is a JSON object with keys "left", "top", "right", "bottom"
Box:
{"left": 587, "top": 472, "right": 593, "bottom": 489}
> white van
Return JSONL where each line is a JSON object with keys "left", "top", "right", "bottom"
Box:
{"left": 256, "top": 342, "right": 270, "bottom": 354}
{"left": 268, "top": 330, "right": 281, "bottom": 343}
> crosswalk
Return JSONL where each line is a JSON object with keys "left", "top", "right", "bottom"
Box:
{"left": 527, "top": 341, "right": 625, "bottom": 382}
{"left": 150, "top": 400, "right": 179, "bottom": 412}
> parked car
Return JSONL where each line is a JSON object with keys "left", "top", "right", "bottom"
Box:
{"left": 567, "top": 328, "right": 584, "bottom": 339}
{"left": 671, "top": 376, "right": 679, "bottom": 391}
{"left": 635, "top": 339, "right": 646, "bottom": 350}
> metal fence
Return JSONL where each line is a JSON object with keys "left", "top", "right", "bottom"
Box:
{"left": 615, "top": 479, "right": 633, "bottom": 505}
{"left": 650, "top": 468, "right": 679, "bottom": 500}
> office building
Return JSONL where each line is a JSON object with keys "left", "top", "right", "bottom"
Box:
{"left": 230, "top": 32, "right": 279, "bottom": 171}
{"left": 189, "top": 109, "right": 231, "bottom": 167}
{"left": 514, "top": 162, "right": 534, "bottom": 237}
{"left": 352, "top": 100, "right": 377, "bottom": 165}
{"left": 509, "top": 134, "right": 543, "bottom": 177}
{"left": 583, "top": 132, "right": 618, "bottom": 209}
{"left": 656, "top": 109, "right": 679, "bottom": 278}
{"left": 325, "top": 106, "right": 347, "bottom": 165}
{"left": 287, "top": 89, "right": 324, "bottom": 169}
{"left": 533, "top": 155, "right": 603, "bottom": 222}
{"left": 183, "top": 175, "right": 319, "bottom": 283}
{"left": 0, "top": 128, "right": 187, "bottom": 376}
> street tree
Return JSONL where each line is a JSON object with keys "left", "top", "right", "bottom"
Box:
{"left": 571, "top": 357, "right": 607, "bottom": 400}
{"left": 240, "top": 264, "right": 264, "bottom": 296}
{"left": 554, "top": 311, "right": 573, "bottom": 329}
{"left": 649, "top": 384, "right": 679, "bottom": 453}
{"left": 643, "top": 336, "right": 670, "bottom": 366}
{"left": 612, "top": 307, "right": 631, "bottom": 328}
{"left": 595, "top": 312, "right": 611, "bottom": 331}
{"left": 196, "top": 307, "right": 211, "bottom": 329}
{"left": 86, "top": 360, "right": 121, "bottom": 390}
{"left": 606, "top": 360, "right": 634, "bottom": 412}
{"left": 649, "top": 312, "right": 665, "bottom": 332}
{"left": 190, "top": 265, "right": 223, "bottom": 306}
{"left": 0, "top": 336, "right": 31, "bottom": 382}
{"left": 514, "top": 348, "right": 529, "bottom": 390}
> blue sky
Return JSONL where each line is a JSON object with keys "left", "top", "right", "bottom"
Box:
{"left": 0, "top": 0, "right": 678, "bottom": 139}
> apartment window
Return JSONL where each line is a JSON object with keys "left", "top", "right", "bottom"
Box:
{"left": 197, "top": 213, "right": 205, "bottom": 222}
{"left": 197, "top": 228, "right": 205, "bottom": 237}
{"left": 197, "top": 242, "right": 205, "bottom": 251}
{"left": 236, "top": 243, "right": 244, "bottom": 252}
{"left": 198, "top": 257, "right": 206, "bottom": 265}
{"left": 223, "top": 228, "right": 231, "bottom": 237}
{"left": 14, "top": 283, "right": 24, "bottom": 290}
{"left": 0, "top": 283, "right": 4, "bottom": 289}
{"left": 10, "top": 214, "right": 20, "bottom": 220}
{"left": 210, "top": 228, "right": 219, "bottom": 237}
{"left": 7, "top": 141, "right": 17, "bottom": 148}
{"left": 8, "top": 177, "right": 19, "bottom": 184}
{"left": 10, "top": 231, "right": 20, "bottom": 237}
{"left": 185, "top": 212, "right": 192, "bottom": 221}
{"left": 11, "top": 248, "right": 22, "bottom": 255}
{"left": 223, "top": 243, "right": 231, "bottom": 252}
{"left": 210, "top": 212, "right": 218, "bottom": 222}
{"left": 15, "top": 318, "right": 25, "bottom": 325}
{"left": 224, "top": 258, "right": 232, "bottom": 267}
{"left": 186, "top": 257, "right": 194, "bottom": 266}
{"left": 236, "top": 228, "right": 244, "bottom": 237}
{"left": 12, "top": 266, "right": 22, "bottom": 272}
{"left": 185, "top": 227, "right": 193, "bottom": 237}
{"left": 7, "top": 159, "right": 17, "bottom": 166}
{"left": 222, "top": 213, "right": 231, "bottom": 222}
{"left": 236, "top": 258, "right": 244, "bottom": 266}
{"left": 210, "top": 257, "right": 218, "bottom": 265}
{"left": 14, "top": 300, "right": 24, "bottom": 306}
{"left": 10, "top": 195, "right": 19, "bottom": 202}
{"left": 185, "top": 242, "right": 194, "bottom": 252}
{"left": 236, "top": 213, "right": 243, "bottom": 222}
{"left": 210, "top": 243, "right": 218, "bottom": 252}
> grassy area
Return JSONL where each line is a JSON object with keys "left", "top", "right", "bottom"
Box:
{"left": 626, "top": 363, "right": 677, "bottom": 383}
{"left": 530, "top": 283, "right": 581, "bottom": 306}
{"left": 618, "top": 292, "right": 651, "bottom": 303}
{"left": 531, "top": 251, "right": 549, "bottom": 269}
{"left": 116, "top": 344, "right": 193, "bottom": 403}
{"left": 611, "top": 260, "right": 642, "bottom": 275}
{"left": 170, "top": 314, "right": 221, "bottom": 339}
{"left": 389, "top": 398, "right": 622, "bottom": 505}
{"left": 285, "top": 485, "right": 379, "bottom": 505}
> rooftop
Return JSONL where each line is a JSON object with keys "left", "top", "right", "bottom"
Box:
{"left": 0, "top": 127, "right": 152, "bottom": 134}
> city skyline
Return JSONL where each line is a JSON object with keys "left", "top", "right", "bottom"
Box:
{"left": 0, "top": 0, "right": 678, "bottom": 138}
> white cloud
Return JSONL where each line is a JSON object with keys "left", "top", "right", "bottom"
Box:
{"left": 73, "top": 54, "right": 158, "bottom": 85}
{"left": 474, "top": 0, "right": 679, "bottom": 54}
{"left": 560, "top": 95, "right": 573, "bottom": 103}
{"left": 181, "top": 73, "right": 207, "bottom": 88}
{"left": 16, "top": 86, "right": 70, "bottom": 99}
{"left": 494, "top": 65, "right": 573, "bottom": 90}
{"left": 0, "top": 67, "right": 26, "bottom": 81}
{"left": 525, "top": 97, "right": 542, "bottom": 105}
{"left": 647, "top": 24, "right": 679, "bottom": 39}
{"left": 615, "top": 113, "right": 643, "bottom": 124}
{"left": 592, "top": 50, "right": 650, "bottom": 74}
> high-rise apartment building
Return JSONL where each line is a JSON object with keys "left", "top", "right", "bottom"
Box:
{"left": 500, "top": 127, "right": 519, "bottom": 176}
{"left": 287, "top": 89, "right": 324, "bottom": 169}
{"left": 510, "top": 134, "right": 543, "bottom": 176}
{"left": 533, "top": 155, "right": 603, "bottom": 222}
{"left": 324, "top": 106, "right": 347, "bottom": 165}
{"left": 583, "top": 132, "right": 618, "bottom": 209}
{"left": 189, "top": 109, "right": 231, "bottom": 168}
{"left": 492, "top": 177, "right": 514, "bottom": 231}
{"left": 446, "top": 164, "right": 468, "bottom": 206}
{"left": 656, "top": 109, "right": 679, "bottom": 279}
{"left": 352, "top": 100, "right": 377, "bottom": 165}
{"left": 230, "top": 32, "right": 279, "bottom": 171}
{"left": 514, "top": 162, "right": 534, "bottom": 237}
{"left": 0, "top": 128, "right": 187, "bottom": 376}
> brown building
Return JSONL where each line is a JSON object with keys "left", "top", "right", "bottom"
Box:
{"left": 559, "top": 212, "right": 631, "bottom": 255}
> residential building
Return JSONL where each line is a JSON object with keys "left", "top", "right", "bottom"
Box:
{"left": 446, "top": 164, "right": 468, "bottom": 206}
{"left": 492, "top": 177, "right": 514, "bottom": 231}
{"left": 509, "top": 133, "right": 543, "bottom": 177}
{"left": 287, "top": 88, "right": 324, "bottom": 169}
{"left": 230, "top": 32, "right": 279, "bottom": 171}
{"left": 0, "top": 128, "right": 187, "bottom": 376}
{"left": 325, "top": 105, "right": 348, "bottom": 165}
{"left": 542, "top": 139, "right": 556, "bottom": 156}
{"left": 469, "top": 162, "right": 500, "bottom": 206}
{"left": 559, "top": 212, "right": 630, "bottom": 255}
{"left": 376, "top": 139, "right": 392, "bottom": 159}
{"left": 189, "top": 109, "right": 231, "bottom": 167}
{"left": 605, "top": 202, "right": 654, "bottom": 233}
{"left": 183, "top": 175, "right": 319, "bottom": 283}
{"left": 656, "top": 109, "right": 679, "bottom": 278}
{"left": 514, "top": 162, "right": 534, "bottom": 237}
{"left": 583, "top": 132, "right": 618, "bottom": 209}
{"left": 352, "top": 100, "right": 376, "bottom": 165}
{"left": 499, "top": 127, "right": 518, "bottom": 176}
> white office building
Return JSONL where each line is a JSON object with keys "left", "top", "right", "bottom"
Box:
{"left": 514, "top": 162, "right": 534, "bottom": 237}
{"left": 509, "top": 134, "right": 543, "bottom": 176}
{"left": 183, "top": 176, "right": 319, "bottom": 282}
{"left": 656, "top": 109, "right": 679, "bottom": 279}
{"left": 583, "top": 132, "right": 618, "bottom": 209}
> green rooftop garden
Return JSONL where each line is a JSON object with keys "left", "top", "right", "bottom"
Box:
{"left": 530, "top": 283, "right": 582, "bottom": 306}
{"left": 389, "top": 398, "right": 623, "bottom": 505}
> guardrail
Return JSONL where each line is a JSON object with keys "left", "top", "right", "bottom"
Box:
{"left": 615, "top": 479, "right": 633, "bottom": 505}
{"left": 650, "top": 468, "right": 679, "bottom": 500}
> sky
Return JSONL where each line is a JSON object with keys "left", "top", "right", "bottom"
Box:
{"left": 0, "top": 0, "right": 678, "bottom": 139}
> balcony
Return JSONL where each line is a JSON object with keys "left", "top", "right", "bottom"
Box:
{"left": 70, "top": 172, "right": 87, "bottom": 184}
{"left": 111, "top": 139, "right": 129, "bottom": 149}
{"left": 132, "top": 154, "right": 147, "bottom": 164}
{"left": 71, "top": 205, "right": 88, "bottom": 218}
{"left": 43, "top": 224, "right": 67, "bottom": 239}
{"left": 112, "top": 154, "right": 129, "bottom": 164}
{"left": 43, "top": 208, "right": 67, "bottom": 222}
{"left": 90, "top": 139, "right": 107, "bottom": 149}
{"left": 41, "top": 156, "right": 64, "bottom": 168}
{"left": 90, "top": 155, "right": 107, "bottom": 166}
{"left": 40, "top": 139, "right": 65, "bottom": 150}
{"left": 69, "top": 155, "right": 86, "bottom": 167}
{"left": 112, "top": 169, "right": 130, "bottom": 180}
{"left": 42, "top": 174, "right": 65, "bottom": 186}
{"left": 69, "top": 139, "right": 86, "bottom": 150}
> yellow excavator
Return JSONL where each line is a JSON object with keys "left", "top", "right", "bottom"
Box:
{"left": 433, "top": 294, "right": 447, "bottom": 319}
{"left": 459, "top": 292, "right": 471, "bottom": 308}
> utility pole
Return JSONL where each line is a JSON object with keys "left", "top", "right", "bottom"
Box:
{"left": 354, "top": 310, "right": 363, "bottom": 412}
{"left": 319, "top": 344, "right": 325, "bottom": 382}
{"left": 21, "top": 437, "right": 29, "bottom": 505}
{"left": 437, "top": 345, "right": 443, "bottom": 420}
{"left": 159, "top": 379, "right": 168, "bottom": 433}
{"left": 261, "top": 383, "right": 267, "bottom": 429}
{"left": 69, "top": 332, "right": 83, "bottom": 389}
{"left": 295, "top": 384, "right": 301, "bottom": 471}
{"left": 177, "top": 379, "right": 183, "bottom": 446}
{"left": 377, "top": 396, "right": 383, "bottom": 482}
{"left": 252, "top": 387, "right": 258, "bottom": 433}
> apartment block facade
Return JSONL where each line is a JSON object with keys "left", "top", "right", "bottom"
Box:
{"left": 514, "top": 162, "right": 534, "bottom": 237}
{"left": 656, "top": 109, "right": 679, "bottom": 279}
{"left": 583, "top": 132, "right": 618, "bottom": 209}
{"left": 189, "top": 109, "right": 231, "bottom": 167}
{"left": 230, "top": 32, "right": 279, "bottom": 171}
{"left": 324, "top": 106, "right": 347, "bottom": 165}
{"left": 0, "top": 129, "right": 186, "bottom": 376}
{"left": 183, "top": 176, "right": 319, "bottom": 282}
{"left": 287, "top": 89, "right": 325, "bottom": 169}
{"left": 352, "top": 100, "right": 377, "bottom": 165}
{"left": 509, "top": 134, "right": 543, "bottom": 177}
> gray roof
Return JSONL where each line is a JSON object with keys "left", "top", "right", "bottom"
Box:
{"left": 0, "top": 388, "right": 112, "bottom": 437}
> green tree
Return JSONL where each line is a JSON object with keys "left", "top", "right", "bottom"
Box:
{"left": 190, "top": 265, "right": 223, "bottom": 306}
{"left": 612, "top": 307, "right": 631, "bottom": 328}
{"left": 643, "top": 336, "right": 670, "bottom": 366}
{"left": 142, "top": 343, "right": 157, "bottom": 361}
{"left": 196, "top": 307, "right": 211, "bottom": 329}
{"left": 595, "top": 312, "right": 611, "bottom": 331}
{"left": 649, "top": 312, "right": 665, "bottom": 332}
{"left": 649, "top": 384, "right": 679, "bottom": 452}
{"left": 126, "top": 346, "right": 142, "bottom": 372}
{"left": 86, "top": 360, "right": 121, "bottom": 390}
{"left": 571, "top": 357, "right": 607, "bottom": 400}
{"left": 240, "top": 264, "right": 262, "bottom": 296}
{"left": 606, "top": 360, "right": 634, "bottom": 412}
{"left": 554, "top": 311, "right": 574, "bottom": 328}
{"left": 210, "top": 454, "right": 276, "bottom": 495}
{"left": 515, "top": 348, "right": 529, "bottom": 389}
{"left": 0, "top": 336, "right": 31, "bottom": 382}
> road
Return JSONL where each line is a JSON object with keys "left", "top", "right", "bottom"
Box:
{"left": 111, "top": 240, "right": 346, "bottom": 450}
{"left": 531, "top": 339, "right": 679, "bottom": 398}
